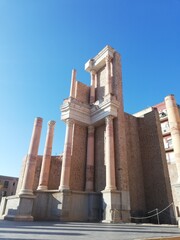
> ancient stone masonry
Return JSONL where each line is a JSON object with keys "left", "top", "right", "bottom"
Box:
{"left": 0, "top": 45, "right": 178, "bottom": 224}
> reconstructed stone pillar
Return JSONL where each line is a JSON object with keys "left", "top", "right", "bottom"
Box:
{"left": 165, "top": 95, "right": 180, "bottom": 182}
{"left": 105, "top": 115, "right": 116, "bottom": 190}
{"left": 70, "top": 69, "right": 76, "bottom": 98}
{"left": 37, "top": 120, "right": 56, "bottom": 190}
{"left": 19, "top": 117, "right": 43, "bottom": 196}
{"left": 85, "top": 126, "right": 95, "bottom": 191}
{"left": 105, "top": 55, "right": 112, "bottom": 95}
{"left": 90, "top": 70, "right": 96, "bottom": 104}
{"left": 59, "top": 119, "right": 74, "bottom": 190}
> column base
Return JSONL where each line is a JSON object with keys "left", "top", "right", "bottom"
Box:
{"left": 37, "top": 185, "right": 48, "bottom": 191}
{"left": 18, "top": 189, "right": 34, "bottom": 196}
{"left": 58, "top": 185, "right": 70, "bottom": 191}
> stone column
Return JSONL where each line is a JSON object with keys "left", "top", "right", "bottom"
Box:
{"left": 59, "top": 119, "right": 74, "bottom": 190}
{"left": 19, "top": 117, "right": 43, "bottom": 196}
{"left": 85, "top": 126, "right": 95, "bottom": 191}
{"left": 105, "top": 115, "right": 116, "bottom": 190}
{"left": 70, "top": 69, "right": 76, "bottom": 98}
{"left": 105, "top": 55, "right": 112, "bottom": 95}
{"left": 37, "top": 120, "right": 56, "bottom": 190}
{"left": 90, "top": 70, "right": 96, "bottom": 104}
{"left": 165, "top": 94, "right": 180, "bottom": 182}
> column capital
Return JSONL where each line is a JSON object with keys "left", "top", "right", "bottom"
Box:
{"left": 34, "top": 117, "right": 43, "bottom": 126}
{"left": 48, "top": 120, "right": 56, "bottom": 127}
{"left": 90, "top": 69, "right": 96, "bottom": 75}
{"left": 65, "top": 118, "right": 74, "bottom": 125}
{"left": 105, "top": 115, "right": 114, "bottom": 124}
{"left": 105, "top": 55, "right": 113, "bottom": 63}
{"left": 88, "top": 125, "right": 95, "bottom": 133}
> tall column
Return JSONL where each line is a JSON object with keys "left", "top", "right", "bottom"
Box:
{"left": 105, "top": 115, "right": 116, "bottom": 190}
{"left": 165, "top": 94, "right": 180, "bottom": 182}
{"left": 90, "top": 70, "right": 96, "bottom": 104}
{"left": 85, "top": 126, "right": 95, "bottom": 191}
{"left": 70, "top": 69, "right": 76, "bottom": 98}
{"left": 105, "top": 55, "right": 112, "bottom": 95}
{"left": 59, "top": 119, "right": 74, "bottom": 190}
{"left": 19, "top": 117, "right": 43, "bottom": 196}
{"left": 37, "top": 120, "right": 56, "bottom": 190}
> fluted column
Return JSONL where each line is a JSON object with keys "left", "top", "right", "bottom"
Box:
{"left": 37, "top": 120, "right": 56, "bottom": 190}
{"left": 19, "top": 117, "right": 43, "bottom": 196}
{"left": 105, "top": 55, "right": 112, "bottom": 95}
{"left": 105, "top": 115, "right": 116, "bottom": 190}
{"left": 59, "top": 119, "right": 74, "bottom": 190}
{"left": 165, "top": 95, "right": 180, "bottom": 182}
{"left": 85, "top": 126, "right": 95, "bottom": 191}
{"left": 90, "top": 70, "right": 96, "bottom": 104}
{"left": 70, "top": 69, "right": 76, "bottom": 98}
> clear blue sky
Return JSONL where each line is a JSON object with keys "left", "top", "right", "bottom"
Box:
{"left": 0, "top": 0, "right": 180, "bottom": 177}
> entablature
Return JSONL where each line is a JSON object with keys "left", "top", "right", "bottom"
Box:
{"left": 61, "top": 94, "right": 120, "bottom": 126}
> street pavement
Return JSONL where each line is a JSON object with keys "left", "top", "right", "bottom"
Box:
{"left": 0, "top": 220, "right": 180, "bottom": 240}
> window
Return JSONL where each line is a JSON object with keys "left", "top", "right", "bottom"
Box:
{"left": 166, "top": 152, "right": 175, "bottom": 163}
{"left": 159, "top": 109, "right": 167, "bottom": 119}
{"left": 3, "top": 181, "right": 9, "bottom": 188}
{"left": 164, "top": 138, "right": 173, "bottom": 149}
{"left": 161, "top": 121, "right": 170, "bottom": 134}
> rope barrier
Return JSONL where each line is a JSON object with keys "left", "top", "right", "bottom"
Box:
{"left": 130, "top": 202, "right": 174, "bottom": 220}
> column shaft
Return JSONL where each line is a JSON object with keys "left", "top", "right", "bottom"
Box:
{"left": 105, "top": 55, "right": 112, "bottom": 95}
{"left": 85, "top": 126, "right": 95, "bottom": 191}
{"left": 70, "top": 69, "right": 76, "bottom": 98}
{"left": 37, "top": 120, "right": 56, "bottom": 190}
{"left": 105, "top": 116, "right": 116, "bottom": 190}
{"left": 19, "top": 117, "right": 43, "bottom": 195}
{"left": 59, "top": 119, "right": 74, "bottom": 190}
{"left": 165, "top": 95, "right": 180, "bottom": 182}
{"left": 90, "top": 70, "right": 96, "bottom": 104}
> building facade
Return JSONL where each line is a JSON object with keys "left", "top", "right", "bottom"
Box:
{"left": 0, "top": 46, "right": 179, "bottom": 224}
{"left": 0, "top": 176, "right": 18, "bottom": 202}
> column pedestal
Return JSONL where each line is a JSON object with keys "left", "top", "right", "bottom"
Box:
{"left": 1, "top": 195, "right": 36, "bottom": 221}
{"left": 101, "top": 190, "right": 130, "bottom": 223}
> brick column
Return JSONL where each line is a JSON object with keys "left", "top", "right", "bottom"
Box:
{"left": 85, "top": 126, "right": 95, "bottom": 191}
{"left": 165, "top": 95, "right": 180, "bottom": 182}
{"left": 105, "top": 115, "right": 116, "bottom": 190}
{"left": 105, "top": 55, "right": 112, "bottom": 95}
{"left": 59, "top": 119, "right": 74, "bottom": 190}
{"left": 90, "top": 70, "right": 96, "bottom": 104}
{"left": 37, "top": 120, "right": 56, "bottom": 190}
{"left": 19, "top": 117, "right": 43, "bottom": 196}
{"left": 70, "top": 69, "right": 76, "bottom": 98}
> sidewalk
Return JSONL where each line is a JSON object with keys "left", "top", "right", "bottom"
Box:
{"left": 0, "top": 221, "right": 180, "bottom": 240}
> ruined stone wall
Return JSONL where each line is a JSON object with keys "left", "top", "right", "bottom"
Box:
{"left": 96, "top": 66, "right": 106, "bottom": 101}
{"left": 48, "top": 156, "right": 62, "bottom": 190}
{"left": 124, "top": 113, "right": 146, "bottom": 217}
{"left": 33, "top": 155, "right": 42, "bottom": 191}
{"left": 94, "top": 124, "right": 106, "bottom": 192}
{"left": 70, "top": 124, "right": 87, "bottom": 191}
{"left": 17, "top": 155, "right": 62, "bottom": 193}
{"left": 75, "top": 81, "right": 90, "bottom": 104}
{"left": 113, "top": 53, "right": 129, "bottom": 195}
{"left": 139, "top": 109, "right": 174, "bottom": 224}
